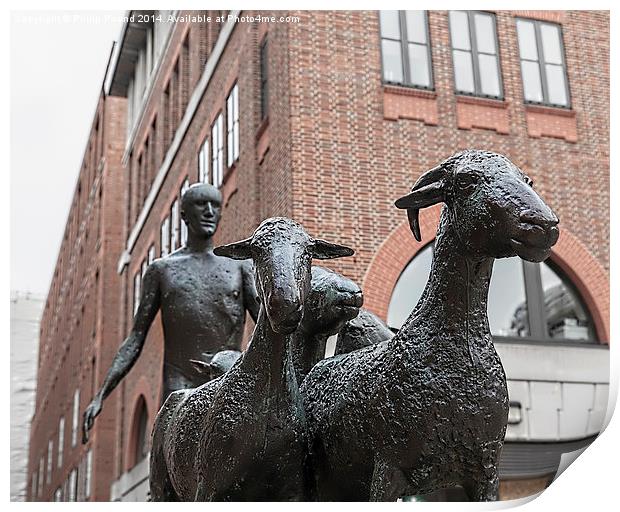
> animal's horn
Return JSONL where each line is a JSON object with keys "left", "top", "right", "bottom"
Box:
{"left": 394, "top": 162, "right": 448, "bottom": 241}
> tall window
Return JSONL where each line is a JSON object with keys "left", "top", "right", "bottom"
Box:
{"left": 387, "top": 243, "right": 597, "bottom": 343}
{"left": 85, "top": 450, "right": 92, "bottom": 499}
{"left": 198, "top": 137, "right": 209, "bottom": 183}
{"left": 71, "top": 389, "right": 80, "bottom": 447}
{"left": 57, "top": 417, "right": 64, "bottom": 468}
{"left": 133, "top": 271, "right": 141, "bottom": 316}
{"left": 148, "top": 244, "right": 155, "bottom": 265}
{"left": 260, "top": 37, "right": 269, "bottom": 120}
{"left": 38, "top": 457, "right": 44, "bottom": 497}
{"left": 516, "top": 18, "right": 570, "bottom": 107}
{"left": 141, "top": 259, "right": 148, "bottom": 278}
{"left": 171, "top": 199, "right": 180, "bottom": 251}
{"left": 227, "top": 83, "right": 240, "bottom": 166}
{"left": 46, "top": 440, "right": 53, "bottom": 484}
{"left": 69, "top": 468, "right": 77, "bottom": 502}
{"left": 160, "top": 216, "right": 170, "bottom": 257}
{"left": 449, "top": 11, "right": 502, "bottom": 99}
{"left": 211, "top": 113, "right": 224, "bottom": 188}
{"left": 379, "top": 11, "right": 433, "bottom": 89}
{"left": 180, "top": 179, "right": 190, "bottom": 246}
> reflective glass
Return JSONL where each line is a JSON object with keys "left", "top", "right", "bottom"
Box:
{"left": 516, "top": 19, "right": 538, "bottom": 61}
{"left": 540, "top": 23, "right": 563, "bottom": 64}
{"left": 540, "top": 263, "right": 592, "bottom": 341}
{"left": 488, "top": 257, "right": 529, "bottom": 337}
{"left": 453, "top": 50, "right": 475, "bottom": 93}
{"left": 387, "top": 244, "right": 433, "bottom": 329}
{"left": 545, "top": 64, "right": 568, "bottom": 106}
{"left": 449, "top": 11, "right": 471, "bottom": 50}
{"left": 474, "top": 13, "right": 496, "bottom": 54}
{"left": 382, "top": 40, "right": 404, "bottom": 83}
{"left": 408, "top": 43, "right": 431, "bottom": 87}
{"left": 406, "top": 11, "right": 427, "bottom": 44}
{"left": 521, "top": 60, "right": 543, "bottom": 103}
{"left": 380, "top": 11, "right": 401, "bottom": 40}
{"left": 478, "top": 53, "right": 501, "bottom": 97}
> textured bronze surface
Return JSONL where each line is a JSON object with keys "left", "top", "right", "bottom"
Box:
{"left": 82, "top": 183, "right": 259, "bottom": 444}
{"left": 300, "top": 150, "right": 559, "bottom": 501}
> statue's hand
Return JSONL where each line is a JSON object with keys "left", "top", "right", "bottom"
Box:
{"left": 82, "top": 397, "right": 102, "bottom": 444}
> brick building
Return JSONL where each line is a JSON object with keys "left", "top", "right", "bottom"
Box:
{"left": 27, "top": 10, "right": 609, "bottom": 501}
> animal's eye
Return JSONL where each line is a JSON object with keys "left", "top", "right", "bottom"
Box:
{"left": 456, "top": 173, "right": 477, "bottom": 190}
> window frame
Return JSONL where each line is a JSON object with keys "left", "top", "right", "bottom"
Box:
{"left": 211, "top": 113, "right": 224, "bottom": 188}
{"left": 226, "top": 82, "right": 240, "bottom": 167}
{"left": 379, "top": 10, "right": 434, "bottom": 91}
{"left": 387, "top": 242, "right": 599, "bottom": 346}
{"left": 448, "top": 10, "right": 504, "bottom": 100}
{"left": 198, "top": 136, "right": 209, "bottom": 184}
{"left": 515, "top": 17, "right": 571, "bottom": 109}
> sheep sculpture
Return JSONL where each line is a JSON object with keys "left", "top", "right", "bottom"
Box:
{"left": 149, "top": 217, "right": 354, "bottom": 501}
{"left": 300, "top": 150, "right": 560, "bottom": 501}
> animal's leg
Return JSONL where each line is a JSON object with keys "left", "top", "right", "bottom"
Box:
{"left": 369, "top": 457, "right": 408, "bottom": 502}
{"left": 463, "top": 441, "right": 503, "bottom": 501}
{"left": 149, "top": 419, "right": 179, "bottom": 501}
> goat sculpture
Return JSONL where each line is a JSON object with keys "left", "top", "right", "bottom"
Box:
{"left": 150, "top": 218, "right": 353, "bottom": 501}
{"left": 300, "top": 150, "right": 559, "bottom": 501}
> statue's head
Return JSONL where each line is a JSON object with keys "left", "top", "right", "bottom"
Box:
{"left": 180, "top": 183, "right": 222, "bottom": 238}
{"left": 395, "top": 150, "right": 560, "bottom": 262}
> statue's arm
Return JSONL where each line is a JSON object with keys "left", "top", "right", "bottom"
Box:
{"left": 241, "top": 260, "right": 260, "bottom": 322}
{"left": 82, "top": 263, "right": 161, "bottom": 443}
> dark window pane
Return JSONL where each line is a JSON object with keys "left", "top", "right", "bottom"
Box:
{"left": 408, "top": 43, "right": 430, "bottom": 87}
{"left": 382, "top": 39, "right": 404, "bottom": 83}
{"left": 540, "top": 23, "right": 563, "bottom": 65}
{"left": 387, "top": 244, "right": 433, "bottom": 329}
{"left": 488, "top": 258, "right": 529, "bottom": 337}
{"left": 474, "top": 13, "right": 496, "bottom": 54}
{"left": 521, "top": 60, "right": 543, "bottom": 103}
{"left": 380, "top": 10, "right": 401, "bottom": 40}
{"left": 478, "top": 53, "right": 500, "bottom": 97}
{"left": 540, "top": 263, "right": 593, "bottom": 341}
{"left": 516, "top": 19, "right": 538, "bottom": 61}
{"left": 545, "top": 64, "right": 568, "bottom": 105}
{"left": 405, "top": 11, "right": 427, "bottom": 44}
{"left": 449, "top": 11, "right": 471, "bottom": 50}
{"left": 453, "top": 49, "right": 475, "bottom": 93}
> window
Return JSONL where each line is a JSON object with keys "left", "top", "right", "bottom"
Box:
{"left": 54, "top": 487, "right": 62, "bottom": 502}
{"left": 71, "top": 389, "right": 80, "bottom": 447}
{"left": 160, "top": 216, "right": 170, "bottom": 257}
{"left": 516, "top": 18, "right": 570, "bottom": 107}
{"left": 131, "top": 396, "right": 149, "bottom": 468}
{"left": 47, "top": 440, "right": 53, "bottom": 484}
{"left": 379, "top": 11, "right": 433, "bottom": 89}
{"left": 198, "top": 137, "right": 209, "bottom": 183}
{"left": 148, "top": 244, "right": 155, "bottom": 265}
{"left": 38, "top": 456, "right": 44, "bottom": 497}
{"left": 69, "top": 468, "right": 77, "bottom": 502}
{"left": 227, "top": 83, "right": 240, "bottom": 166}
{"left": 85, "top": 450, "right": 92, "bottom": 499}
{"left": 180, "top": 179, "right": 190, "bottom": 246}
{"left": 171, "top": 199, "right": 180, "bottom": 251}
{"left": 387, "top": 243, "right": 597, "bottom": 343}
{"left": 57, "top": 417, "right": 64, "bottom": 468}
{"left": 141, "top": 259, "right": 148, "bottom": 279}
{"left": 449, "top": 11, "right": 502, "bottom": 98}
{"left": 211, "top": 113, "right": 224, "bottom": 187}
{"left": 133, "top": 271, "right": 141, "bottom": 316}
{"left": 260, "top": 37, "right": 269, "bottom": 120}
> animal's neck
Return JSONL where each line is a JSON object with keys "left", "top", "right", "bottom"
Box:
{"left": 403, "top": 209, "right": 494, "bottom": 348}
{"left": 244, "top": 306, "right": 296, "bottom": 389}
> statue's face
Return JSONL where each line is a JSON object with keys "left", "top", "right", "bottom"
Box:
{"left": 181, "top": 184, "right": 222, "bottom": 238}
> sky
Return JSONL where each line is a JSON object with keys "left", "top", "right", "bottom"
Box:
{"left": 10, "top": 11, "right": 125, "bottom": 295}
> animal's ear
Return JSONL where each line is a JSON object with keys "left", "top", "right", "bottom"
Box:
{"left": 311, "top": 239, "right": 355, "bottom": 260}
{"left": 394, "top": 163, "right": 448, "bottom": 242}
{"left": 189, "top": 359, "right": 212, "bottom": 375}
{"left": 214, "top": 237, "right": 252, "bottom": 260}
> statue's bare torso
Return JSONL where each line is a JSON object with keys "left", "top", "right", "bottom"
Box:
{"left": 153, "top": 248, "right": 256, "bottom": 397}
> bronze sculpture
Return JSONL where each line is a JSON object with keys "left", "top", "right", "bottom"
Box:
{"left": 150, "top": 219, "right": 354, "bottom": 501}
{"left": 82, "top": 183, "right": 259, "bottom": 444}
{"left": 300, "top": 150, "right": 559, "bottom": 501}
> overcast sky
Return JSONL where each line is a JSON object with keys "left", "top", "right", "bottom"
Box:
{"left": 11, "top": 11, "right": 124, "bottom": 295}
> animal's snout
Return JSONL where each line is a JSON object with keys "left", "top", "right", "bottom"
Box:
{"left": 519, "top": 209, "right": 559, "bottom": 230}
{"left": 267, "top": 292, "right": 303, "bottom": 333}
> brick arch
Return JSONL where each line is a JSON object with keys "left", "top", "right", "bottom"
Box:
{"left": 123, "top": 377, "right": 156, "bottom": 472}
{"left": 362, "top": 207, "right": 609, "bottom": 343}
